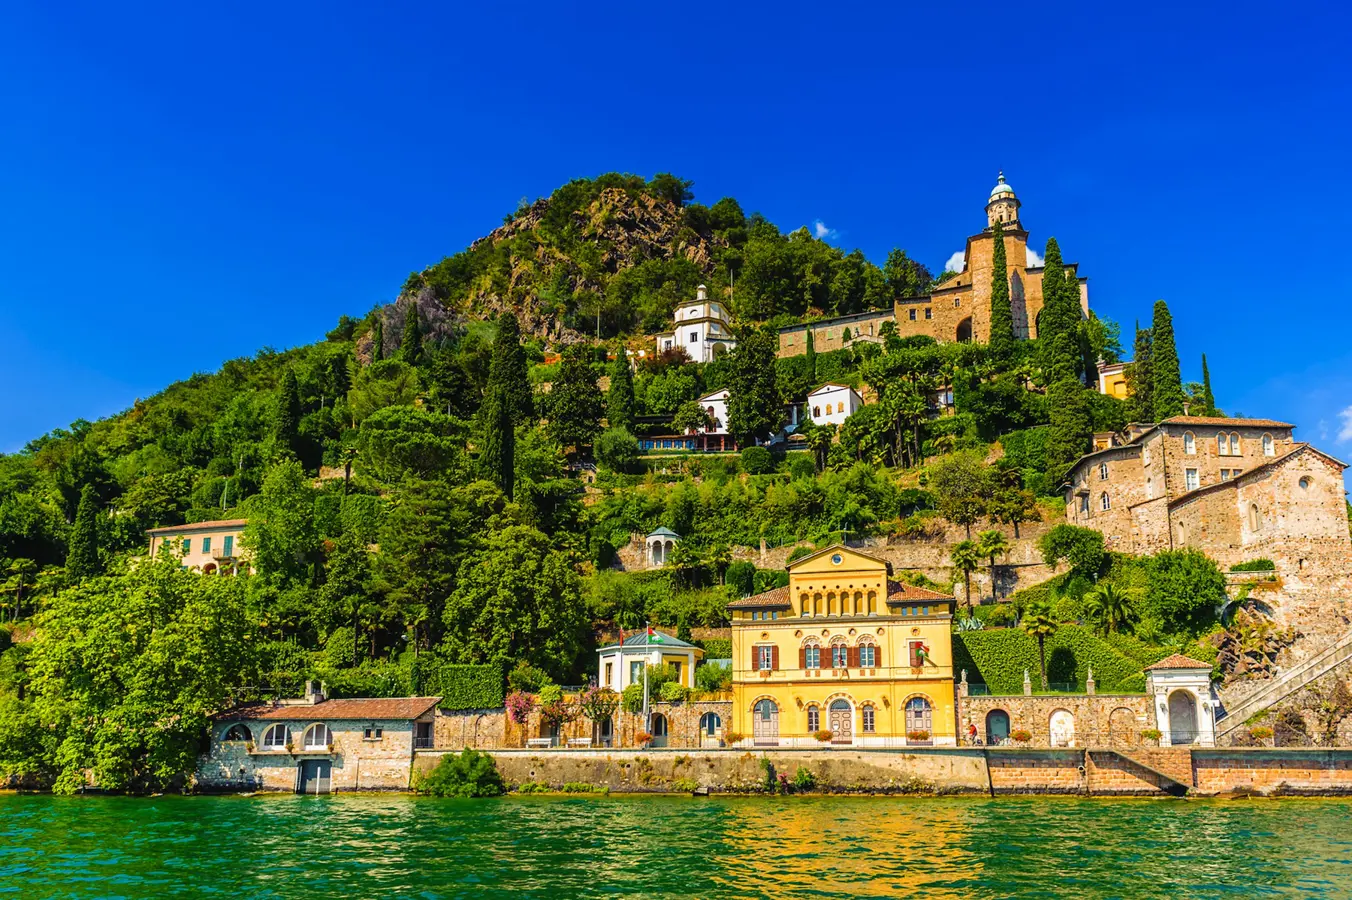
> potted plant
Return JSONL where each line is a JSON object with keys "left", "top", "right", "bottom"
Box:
{"left": 284, "top": 740, "right": 295, "bottom": 754}
{"left": 635, "top": 731, "right": 653, "bottom": 748}
{"left": 722, "top": 730, "right": 744, "bottom": 747}
{"left": 1140, "top": 728, "right": 1162, "bottom": 746}
{"left": 245, "top": 740, "right": 255, "bottom": 753}
{"left": 813, "top": 729, "right": 836, "bottom": 743}
{"left": 1009, "top": 729, "right": 1032, "bottom": 744}
{"left": 906, "top": 730, "right": 932, "bottom": 744}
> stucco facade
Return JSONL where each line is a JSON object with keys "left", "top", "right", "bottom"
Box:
{"left": 147, "top": 518, "right": 249, "bottom": 574}
{"left": 654, "top": 285, "right": 735, "bottom": 363}
{"left": 805, "top": 383, "right": 863, "bottom": 427}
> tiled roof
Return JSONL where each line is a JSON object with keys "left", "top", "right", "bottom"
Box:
{"left": 618, "top": 630, "right": 698, "bottom": 649}
{"left": 1161, "top": 416, "right": 1294, "bottom": 429}
{"left": 1143, "top": 654, "right": 1213, "bottom": 671}
{"left": 147, "top": 518, "right": 247, "bottom": 534}
{"left": 727, "top": 586, "right": 792, "bottom": 609}
{"left": 219, "top": 697, "right": 441, "bottom": 721}
{"left": 885, "top": 580, "right": 953, "bottom": 603}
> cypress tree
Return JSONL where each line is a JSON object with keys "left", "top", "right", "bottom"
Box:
{"left": 66, "top": 485, "right": 101, "bottom": 578}
{"left": 987, "top": 221, "right": 1015, "bottom": 358}
{"left": 478, "top": 384, "right": 515, "bottom": 499}
{"left": 606, "top": 352, "right": 636, "bottom": 432}
{"left": 400, "top": 301, "right": 423, "bottom": 366}
{"left": 1151, "top": 300, "right": 1185, "bottom": 419}
{"left": 275, "top": 367, "right": 301, "bottom": 453}
{"left": 490, "top": 313, "right": 533, "bottom": 424}
{"left": 1200, "top": 353, "right": 1216, "bottom": 416}
{"left": 371, "top": 318, "right": 384, "bottom": 363}
{"left": 1037, "top": 237, "right": 1068, "bottom": 378}
{"left": 806, "top": 328, "right": 817, "bottom": 383}
{"left": 1125, "top": 322, "right": 1154, "bottom": 422}
{"left": 1046, "top": 379, "right": 1091, "bottom": 487}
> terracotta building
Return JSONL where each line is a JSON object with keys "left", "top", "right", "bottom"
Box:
{"left": 1063, "top": 416, "right": 1350, "bottom": 573}
{"left": 146, "top": 518, "right": 249, "bottom": 574}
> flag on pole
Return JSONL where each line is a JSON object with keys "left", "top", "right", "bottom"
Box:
{"left": 647, "top": 626, "right": 663, "bottom": 644}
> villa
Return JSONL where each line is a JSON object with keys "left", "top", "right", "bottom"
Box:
{"left": 146, "top": 518, "right": 249, "bottom": 574}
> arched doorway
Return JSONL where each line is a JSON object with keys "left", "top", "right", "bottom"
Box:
{"left": 956, "top": 317, "right": 973, "bottom": 343}
{"left": 650, "top": 713, "right": 669, "bottom": 748}
{"left": 752, "top": 699, "right": 779, "bottom": 745}
{"left": 1049, "top": 709, "right": 1075, "bottom": 747}
{"left": 598, "top": 716, "right": 614, "bottom": 748}
{"left": 700, "top": 712, "right": 722, "bottom": 738}
{"left": 985, "top": 709, "right": 1011, "bottom": 745}
{"left": 1168, "top": 691, "right": 1198, "bottom": 746}
{"left": 828, "top": 699, "right": 853, "bottom": 742}
{"left": 1108, "top": 707, "right": 1138, "bottom": 747}
{"left": 905, "top": 696, "right": 933, "bottom": 737}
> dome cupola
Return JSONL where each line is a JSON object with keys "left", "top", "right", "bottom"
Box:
{"left": 985, "top": 170, "right": 1021, "bottom": 228}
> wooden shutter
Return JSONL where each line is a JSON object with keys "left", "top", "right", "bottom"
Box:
{"left": 874, "top": 645, "right": 882, "bottom": 668}
{"left": 771, "top": 645, "right": 779, "bottom": 671}
{"left": 848, "top": 646, "right": 859, "bottom": 669}
{"left": 751, "top": 647, "right": 760, "bottom": 671}
{"left": 799, "top": 647, "right": 806, "bottom": 670}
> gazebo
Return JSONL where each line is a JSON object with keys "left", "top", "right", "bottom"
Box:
{"left": 646, "top": 527, "right": 681, "bottom": 568}
{"left": 1144, "top": 654, "right": 1217, "bottom": 747}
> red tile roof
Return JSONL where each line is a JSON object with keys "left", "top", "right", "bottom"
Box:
{"left": 219, "top": 697, "right": 441, "bottom": 721}
{"left": 885, "top": 580, "right": 953, "bottom": 603}
{"left": 727, "top": 586, "right": 792, "bottom": 609}
{"left": 147, "top": 518, "right": 248, "bottom": 534}
{"left": 1143, "top": 654, "right": 1213, "bottom": 670}
{"left": 1161, "top": 416, "right": 1293, "bottom": 429}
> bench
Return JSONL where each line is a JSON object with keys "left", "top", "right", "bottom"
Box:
{"left": 566, "top": 738, "right": 593, "bottom": 749}
{"left": 526, "top": 738, "right": 555, "bottom": 749}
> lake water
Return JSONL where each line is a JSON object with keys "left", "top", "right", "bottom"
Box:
{"left": 1, "top": 793, "right": 1350, "bottom": 898}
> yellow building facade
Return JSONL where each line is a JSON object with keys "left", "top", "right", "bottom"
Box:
{"left": 728, "top": 546, "right": 957, "bottom": 747}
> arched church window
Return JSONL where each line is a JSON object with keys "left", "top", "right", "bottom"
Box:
{"left": 1262, "top": 434, "right": 1274, "bottom": 456}
{"left": 1183, "top": 432, "right": 1196, "bottom": 455}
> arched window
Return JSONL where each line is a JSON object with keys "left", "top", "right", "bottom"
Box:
{"left": 651, "top": 713, "right": 668, "bottom": 738}
{"left": 1100, "top": 492, "right": 1111, "bottom": 511}
{"left": 1299, "top": 476, "right": 1312, "bottom": 491}
{"left": 1262, "top": 433, "right": 1274, "bottom": 456}
{"left": 813, "top": 406, "right": 821, "bottom": 417}
{"left": 905, "top": 696, "right": 933, "bottom": 734}
{"left": 223, "top": 724, "right": 252, "bottom": 742}
{"left": 861, "top": 704, "right": 876, "bottom": 733}
{"left": 1177, "top": 522, "right": 1188, "bottom": 545}
{"left": 1217, "top": 433, "right": 1227, "bottom": 455}
{"left": 1183, "top": 432, "right": 1196, "bottom": 455}
{"left": 803, "top": 640, "right": 821, "bottom": 669}
{"left": 799, "top": 593, "right": 810, "bottom": 615}
{"left": 831, "top": 638, "right": 849, "bottom": 669}
{"left": 1230, "top": 433, "right": 1241, "bottom": 455}
{"left": 865, "top": 590, "right": 876, "bottom": 615}
{"left": 700, "top": 712, "right": 722, "bottom": 736}
{"left": 261, "top": 724, "right": 288, "bottom": 750}
{"left": 812, "top": 592, "right": 822, "bottom": 615}
{"left": 1098, "top": 462, "right": 1109, "bottom": 480}
{"left": 1249, "top": 503, "right": 1263, "bottom": 531}
{"left": 807, "top": 705, "right": 820, "bottom": 732}
{"left": 857, "top": 639, "right": 877, "bottom": 668}
{"left": 303, "top": 724, "right": 332, "bottom": 750}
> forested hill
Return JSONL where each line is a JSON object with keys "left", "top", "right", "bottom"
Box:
{"left": 393, "top": 172, "right": 932, "bottom": 347}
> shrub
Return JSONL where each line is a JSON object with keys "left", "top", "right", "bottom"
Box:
{"left": 1144, "top": 549, "right": 1226, "bottom": 636}
{"left": 1010, "top": 729, "right": 1032, "bottom": 743}
{"left": 596, "top": 427, "right": 642, "bottom": 473}
{"left": 792, "top": 766, "right": 817, "bottom": 790}
{"left": 507, "top": 661, "right": 553, "bottom": 694}
{"left": 981, "top": 604, "right": 1017, "bottom": 627}
{"left": 1039, "top": 524, "right": 1106, "bottom": 577}
{"left": 322, "top": 627, "right": 358, "bottom": 669}
{"left": 636, "top": 731, "right": 653, "bottom": 745}
{"left": 953, "top": 625, "right": 1145, "bottom": 694}
{"left": 505, "top": 690, "right": 536, "bottom": 724}
{"left": 741, "top": 446, "right": 774, "bottom": 475}
{"left": 788, "top": 453, "right": 816, "bottom": 480}
{"left": 621, "top": 683, "right": 645, "bottom": 714}
{"left": 671, "top": 777, "right": 698, "bottom": 792}
{"left": 1140, "top": 728, "right": 1161, "bottom": 742}
{"left": 515, "top": 781, "right": 550, "bottom": 794}
{"left": 561, "top": 782, "right": 607, "bottom": 794}
{"left": 414, "top": 748, "right": 505, "bottom": 798}
{"left": 1230, "top": 559, "right": 1276, "bottom": 572}
{"left": 698, "top": 639, "right": 732, "bottom": 660}
{"left": 658, "top": 681, "right": 689, "bottom": 703}
{"left": 906, "top": 730, "right": 931, "bottom": 741}
{"left": 722, "top": 730, "right": 744, "bottom": 744}
{"left": 695, "top": 662, "right": 731, "bottom": 693}
{"left": 538, "top": 684, "right": 564, "bottom": 706}
{"left": 724, "top": 561, "right": 756, "bottom": 597}
{"left": 420, "top": 662, "right": 504, "bottom": 710}
{"left": 813, "top": 729, "right": 835, "bottom": 743}
{"left": 786, "top": 545, "right": 815, "bottom": 564}
{"left": 1115, "top": 673, "right": 1146, "bottom": 693}
{"left": 896, "top": 488, "right": 936, "bottom": 517}
{"left": 1249, "top": 725, "right": 1274, "bottom": 740}
{"left": 759, "top": 756, "right": 777, "bottom": 793}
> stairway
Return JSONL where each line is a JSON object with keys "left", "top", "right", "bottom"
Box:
{"left": 1091, "top": 748, "right": 1192, "bottom": 796}
{"left": 1215, "top": 628, "right": 1352, "bottom": 739}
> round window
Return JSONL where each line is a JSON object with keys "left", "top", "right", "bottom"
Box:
{"left": 831, "top": 554, "right": 843, "bottom": 565}
{"left": 1299, "top": 476, "right": 1311, "bottom": 490}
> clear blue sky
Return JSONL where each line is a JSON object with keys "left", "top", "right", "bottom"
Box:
{"left": 2, "top": 1, "right": 1350, "bottom": 488}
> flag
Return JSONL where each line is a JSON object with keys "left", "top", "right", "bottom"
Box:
{"left": 647, "top": 626, "right": 663, "bottom": 644}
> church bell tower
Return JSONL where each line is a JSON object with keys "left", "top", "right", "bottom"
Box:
{"left": 985, "top": 171, "right": 1021, "bottom": 229}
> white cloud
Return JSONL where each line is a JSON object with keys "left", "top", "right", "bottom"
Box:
{"left": 944, "top": 250, "right": 966, "bottom": 274}
{"left": 1026, "top": 245, "right": 1044, "bottom": 267}
{"left": 1337, "top": 405, "right": 1352, "bottom": 443}
{"left": 812, "top": 220, "right": 838, "bottom": 240}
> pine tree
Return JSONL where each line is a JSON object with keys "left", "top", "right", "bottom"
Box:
{"left": 66, "top": 485, "right": 101, "bottom": 578}
{"left": 606, "top": 352, "right": 636, "bottom": 432}
{"left": 545, "top": 345, "right": 603, "bottom": 451}
{"left": 400, "top": 301, "right": 423, "bottom": 366}
{"left": 1200, "top": 353, "right": 1216, "bottom": 416}
{"left": 370, "top": 318, "right": 384, "bottom": 363}
{"left": 490, "top": 313, "right": 533, "bottom": 424}
{"left": 987, "top": 221, "right": 1015, "bottom": 358}
{"left": 1046, "top": 379, "right": 1091, "bottom": 487}
{"left": 727, "top": 325, "right": 782, "bottom": 443}
{"left": 1151, "top": 300, "right": 1185, "bottom": 419}
{"left": 1124, "top": 322, "right": 1154, "bottom": 422}
{"left": 275, "top": 367, "right": 301, "bottom": 453}
{"left": 478, "top": 384, "right": 515, "bottom": 499}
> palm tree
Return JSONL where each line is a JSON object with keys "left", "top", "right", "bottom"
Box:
{"left": 1085, "top": 583, "right": 1139, "bottom": 635}
{"left": 1021, "top": 604, "right": 1058, "bottom": 690}
{"left": 975, "top": 530, "right": 1011, "bottom": 604}
{"left": 950, "top": 540, "right": 981, "bottom": 611}
{"left": 806, "top": 423, "right": 835, "bottom": 473}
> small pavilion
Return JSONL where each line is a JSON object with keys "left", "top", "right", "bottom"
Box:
{"left": 646, "top": 527, "right": 681, "bottom": 567}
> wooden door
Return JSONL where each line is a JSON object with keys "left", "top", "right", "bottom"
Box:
{"left": 752, "top": 700, "right": 779, "bottom": 744}
{"left": 828, "top": 700, "right": 852, "bottom": 742}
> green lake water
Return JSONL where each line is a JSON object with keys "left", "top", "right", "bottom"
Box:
{"left": 2, "top": 793, "right": 1350, "bottom": 899}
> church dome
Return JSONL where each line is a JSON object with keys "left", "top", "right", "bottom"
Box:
{"left": 989, "top": 171, "right": 1016, "bottom": 199}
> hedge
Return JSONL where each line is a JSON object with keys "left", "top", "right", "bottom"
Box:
{"left": 1230, "top": 558, "right": 1276, "bottom": 572}
{"left": 698, "top": 638, "right": 732, "bottom": 659}
{"left": 415, "top": 661, "right": 504, "bottom": 710}
{"left": 954, "top": 625, "right": 1147, "bottom": 693}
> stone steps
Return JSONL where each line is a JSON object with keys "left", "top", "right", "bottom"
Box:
{"left": 1117, "top": 748, "right": 1194, "bottom": 786}
{"left": 1215, "top": 627, "right": 1352, "bottom": 738}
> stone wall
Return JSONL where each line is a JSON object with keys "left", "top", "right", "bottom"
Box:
{"left": 1191, "top": 749, "right": 1352, "bottom": 795}
{"left": 434, "top": 700, "right": 734, "bottom": 751}
{"left": 197, "top": 718, "right": 422, "bottom": 792}
{"left": 959, "top": 694, "right": 1155, "bottom": 747}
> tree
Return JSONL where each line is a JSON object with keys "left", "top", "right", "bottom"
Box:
{"left": 805, "top": 328, "right": 817, "bottom": 384}
{"left": 400, "top": 300, "right": 423, "bottom": 366}
{"left": 1037, "top": 237, "right": 1079, "bottom": 383}
{"left": 489, "top": 313, "right": 533, "bottom": 425}
{"left": 1085, "top": 583, "right": 1139, "bottom": 636}
{"left": 649, "top": 173, "right": 694, "bottom": 207}
{"left": 546, "top": 345, "right": 603, "bottom": 452}
{"left": 358, "top": 405, "right": 465, "bottom": 482}
{"left": 3, "top": 559, "right": 37, "bottom": 622}
{"left": 883, "top": 248, "right": 931, "bottom": 302}
{"left": 975, "top": 529, "right": 1011, "bottom": 603}
{"left": 1039, "top": 524, "right": 1106, "bottom": 578}
{"left": 927, "top": 453, "right": 989, "bottom": 538}
{"left": 1200, "top": 353, "right": 1217, "bottom": 417}
{"left": 577, "top": 686, "right": 620, "bottom": 740}
{"left": 478, "top": 385, "right": 515, "bottom": 499}
{"left": 65, "top": 485, "right": 101, "bottom": 579}
{"left": 987, "top": 221, "right": 1015, "bottom": 358}
{"left": 1150, "top": 300, "right": 1185, "bottom": 419}
{"left": 988, "top": 474, "right": 1039, "bottom": 538}
{"left": 595, "top": 427, "right": 640, "bottom": 473}
{"left": 805, "top": 422, "right": 835, "bottom": 472}
{"left": 370, "top": 317, "right": 384, "bottom": 363}
{"left": 607, "top": 355, "right": 636, "bottom": 431}
{"left": 1046, "top": 379, "right": 1091, "bottom": 487}
{"left": 275, "top": 367, "right": 301, "bottom": 455}
{"left": 1144, "top": 548, "right": 1225, "bottom": 636}
{"left": 726, "top": 325, "right": 782, "bottom": 444}
{"left": 1021, "top": 604, "right": 1058, "bottom": 690}
{"left": 671, "top": 399, "right": 712, "bottom": 435}
{"left": 318, "top": 529, "right": 372, "bottom": 652}
{"left": 1124, "top": 322, "right": 1154, "bottom": 422}
{"left": 950, "top": 540, "right": 981, "bottom": 610}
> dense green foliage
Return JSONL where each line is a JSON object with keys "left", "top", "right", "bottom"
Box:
{"left": 414, "top": 748, "right": 505, "bottom": 798}
{"left": 954, "top": 625, "right": 1144, "bottom": 693}
{"left": 418, "top": 663, "right": 505, "bottom": 710}
{"left": 987, "top": 222, "right": 1014, "bottom": 359}
{"left": 1150, "top": 300, "right": 1185, "bottom": 418}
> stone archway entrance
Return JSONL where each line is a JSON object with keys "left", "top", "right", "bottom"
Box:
{"left": 1168, "top": 691, "right": 1198, "bottom": 746}
{"left": 956, "top": 317, "right": 973, "bottom": 343}
{"left": 985, "top": 709, "right": 1010, "bottom": 745}
{"left": 828, "top": 699, "right": 853, "bottom": 743}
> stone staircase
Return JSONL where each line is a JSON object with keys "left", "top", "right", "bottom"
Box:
{"left": 1215, "top": 628, "right": 1352, "bottom": 739}
{"left": 1120, "top": 748, "right": 1194, "bottom": 786}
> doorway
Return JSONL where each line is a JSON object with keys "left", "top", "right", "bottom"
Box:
{"left": 1168, "top": 691, "right": 1198, "bottom": 745}
{"left": 828, "top": 699, "right": 853, "bottom": 743}
{"left": 985, "top": 709, "right": 1010, "bottom": 745}
{"left": 297, "top": 759, "right": 332, "bottom": 795}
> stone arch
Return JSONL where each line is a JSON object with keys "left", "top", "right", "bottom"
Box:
{"left": 223, "top": 723, "right": 252, "bottom": 742}
{"left": 1108, "top": 707, "right": 1138, "bottom": 747}
{"left": 956, "top": 317, "right": 973, "bottom": 343}
{"left": 985, "top": 709, "right": 1011, "bottom": 744}
{"left": 1168, "top": 690, "right": 1198, "bottom": 745}
{"left": 650, "top": 712, "right": 669, "bottom": 748}
{"left": 1049, "top": 709, "right": 1075, "bottom": 747}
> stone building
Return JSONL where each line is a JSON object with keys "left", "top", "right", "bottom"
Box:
{"left": 146, "top": 518, "right": 249, "bottom": 574}
{"left": 198, "top": 683, "right": 439, "bottom": 793}
{"left": 1063, "top": 415, "right": 1350, "bottom": 574}
{"left": 775, "top": 173, "right": 1088, "bottom": 357}
{"left": 727, "top": 545, "right": 958, "bottom": 747}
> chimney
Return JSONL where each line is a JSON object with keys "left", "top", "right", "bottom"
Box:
{"left": 696, "top": 284, "right": 708, "bottom": 301}
{"left": 1182, "top": 400, "right": 1191, "bottom": 416}
{"left": 304, "top": 680, "right": 326, "bottom": 705}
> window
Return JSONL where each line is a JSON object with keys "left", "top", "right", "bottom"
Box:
{"left": 1249, "top": 504, "right": 1263, "bottom": 531}
{"left": 757, "top": 645, "right": 775, "bottom": 670}
{"left": 1098, "top": 462, "right": 1109, "bottom": 480}
{"left": 905, "top": 696, "right": 933, "bottom": 733}
{"left": 909, "top": 640, "right": 927, "bottom": 667}
{"left": 1220, "top": 469, "right": 1234, "bottom": 482}
{"left": 414, "top": 722, "right": 433, "bottom": 749}
{"left": 223, "top": 724, "right": 252, "bottom": 742}
{"left": 630, "top": 660, "right": 643, "bottom": 684}
{"left": 807, "top": 706, "right": 820, "bottom": 732}
{"left": 223, "top": 535, "right": 234, "bottom": 556}
{"left": 202, "top": 536, "right": 211, "bottom": 554}
{"left": 1230, "top": 433, "right": 1241, "bottom": 455}
{"left": 862, "top": 705, "right": 875, "bottom": 733}
{"left": 832, "top": 643, "right": 848, "bottom": 669}
{"left": 859, "top": 642, "right": 876, "bottom": 668}
{"left": 804, "top": 644, "right": 821, "bottom": 669}
{"left": 922, "top": 605, "right": 929, "bottom": 616}
{"left": 1217, "top": 433, "right": 1227, "bottom": 455}
{"left": 182, "top": 537, "right": 192, "bottom": 554}
{"left": 262, "top": 724, "right": 288, "bottom": 749}
{"left": 813, "top": 406, "right": 820, "bottom": 417}
{"left": 909, "top": 309, "right": 917, "bottom": 321}
{"left": 1299, "top": 476, "right": 1312, "bottom": 490}
{"left": 954, "top": 298, "right": 960, "bottom": 307}
{"left": 1263, "top": 434, "right": 1275, "bottom": 456}
{"left": 1183, "top": 433, "right": 1196, "bottom": 455}
{"left": 303, "top": 724, "right": 332, "bottom": 750}
{"left": 688, "top": 331, "right": 698, "bottom": 344}
{"left": 1079, "top": 495, "right": 1090, "bottom": 515}
{"left": 1185, "top": 468, "right": 1199, "bottom": 491}
{"left": 924, "top": 308, "right": 932, "bottom": 320}
{"left": 363, "top": 726, "right": 383, "bottom": 739}
{"left": 1100, "top": 493, "right": 1111, "bottom": 511}
{"left": 700, "top": 712, "right": 722, "bottom": 736}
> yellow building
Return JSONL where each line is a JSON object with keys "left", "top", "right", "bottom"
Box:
{"left": 727, "top": 546, "right": 957, "bottom": 747}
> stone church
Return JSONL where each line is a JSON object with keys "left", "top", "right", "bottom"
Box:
{"left": 777, "top": 173, "right": 1087, "bottom": 357}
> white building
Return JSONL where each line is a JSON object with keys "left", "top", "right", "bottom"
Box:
{"left": 806, "top": 383, "right": 864, "bottom": 427}
{"left": 695, "top": 389, "right": 730, "bottom": 434}
{"left": 597, "top": 631, "right": 703, "bottom": 693}
{"left": 645, "top": 527, "right": 681, "bottom": 567}
{"left": 1144, "top": 654, "right": 1217, "bottom": 747}
{"left": 654, "top": 285, "right": 736, "bottom": 363}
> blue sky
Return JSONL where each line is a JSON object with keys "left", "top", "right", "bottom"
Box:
{"left": 2, "top": 1, "right": 1350, "bottom": 488}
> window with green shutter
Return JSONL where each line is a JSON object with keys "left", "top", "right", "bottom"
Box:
{"left": 223, "top": 535, "right": 233, "bottom": 556}
{"left": 202, "top": 536, "right": 211, "bottom": 554}
{"left": 182, "top": 537, "right": 191, "bottom": 554}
